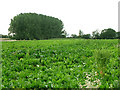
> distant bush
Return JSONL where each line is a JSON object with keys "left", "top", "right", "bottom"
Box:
{"left": 2, "top": 35, "right": 9, "bottom": 38}
{"left": 81, "top": 34, "right": 91, "bottom": 39}
{"left": 71, "top": 34, "right": 78, "bottom": 38}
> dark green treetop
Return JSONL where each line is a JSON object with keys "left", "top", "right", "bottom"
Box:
{"left": 100, "top": 28, "right": 116, "bottom": 39}
{"left": 8, "top": 13, "right": 64, "bottom": 40}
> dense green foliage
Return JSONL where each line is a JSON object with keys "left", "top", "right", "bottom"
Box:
{"left": 2, "top": 39, "right": 119, "bottom": 88}
{"left": 81, "top": 34, "right": 91, "bottom": 39}
{"left": 100, "top": 28, "right": 116, "bottom": 39}
{"left": 8, "top": 13, "right": 64, "bottom": 40}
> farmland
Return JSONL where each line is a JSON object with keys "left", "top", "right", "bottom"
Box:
{"left": 1, "top": 39, "right": 119, "bottom": 88}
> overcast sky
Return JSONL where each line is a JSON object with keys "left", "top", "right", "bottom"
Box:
{"left": 0, "top": 0, "right": 119, "bottom": 35}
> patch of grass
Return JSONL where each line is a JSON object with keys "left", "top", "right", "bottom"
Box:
{"left": 94, "top": 49, "right": 111, "bottom": 77}
{"left": 94, "top": 49, "right": 111, "bottom": 68}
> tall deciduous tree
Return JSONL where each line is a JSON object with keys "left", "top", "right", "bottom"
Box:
{"left": 8, "top": 13, "right": 64, "bottom": 40}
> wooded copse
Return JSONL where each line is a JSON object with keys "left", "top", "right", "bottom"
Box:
{"left": 8, "top": 13, "right": 65, "bottom": 40}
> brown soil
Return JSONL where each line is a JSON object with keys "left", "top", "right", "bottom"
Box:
{"left": 0, "top": 38, "right": 16, "bottom": 41}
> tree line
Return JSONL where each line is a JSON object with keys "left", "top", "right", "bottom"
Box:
{"left": 2, "top": 12, "right": 120, "bottom": 39}
{"left": 71, "top": 28, "right": 120, "bottom": 39}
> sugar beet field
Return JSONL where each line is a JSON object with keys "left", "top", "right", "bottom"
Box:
{"left": 1, "top": 39, "right": 119, "bottom": 88}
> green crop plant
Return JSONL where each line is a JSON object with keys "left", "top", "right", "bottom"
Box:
{"left": 1, "top": 39, "right": 119, "bottom": 88}
{"left": 94, "top": 49, "right": 111, "bottom": 76}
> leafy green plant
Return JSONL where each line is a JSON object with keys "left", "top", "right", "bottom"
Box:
{"left": 1, "top": 39, "right": 118, "bottom": 88}
{"left": 94, "top": 49, "right": 111, "bottom": 76}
